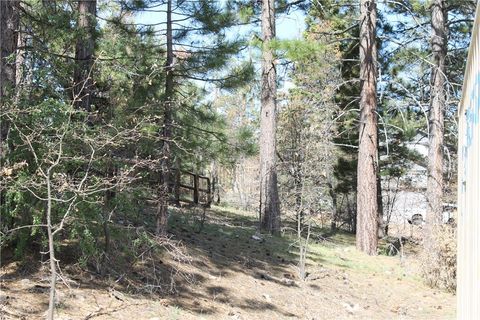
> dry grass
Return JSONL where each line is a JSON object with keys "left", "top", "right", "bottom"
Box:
{"left": 1, "top": 206, "right": 455, "bottom": 319}
{"left": 419, "top": 225, "right": 457, "bottom": 292}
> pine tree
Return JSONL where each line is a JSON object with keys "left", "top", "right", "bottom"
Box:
{"left": 73, "top": 0, "right": 97, "bottom": 111}
{"left": 156, "top": 0, "right": 174, "bottom": 236}
{"left": 0, "top": 0, "right": 18, "bottom": 159}
{"left": 308, "top": 0, "right": 361, "bottom": 233}
{"left": 356, "top": 0, "right": 379, "bottom": 255}
{"left": 123, "top": 0, "right": 254, "bottom": 234}
{"left": 259, "top": 0, "right": 281, "bottom": 234}
{"left": 276, "top": 21, "right": 341, "bottom": 234}
{"left": 426, "top": 0, "right": 447, "bottom": 226}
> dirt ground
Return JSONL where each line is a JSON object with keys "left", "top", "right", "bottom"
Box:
{"left": 0, "top": 206, "right": 455, "bottom": 320}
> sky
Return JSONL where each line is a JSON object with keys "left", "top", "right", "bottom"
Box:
{"left": 276, "top": 10, "right": 306, "bottom": 40}
{"left": 136, "top": 5, "right": 306, "bottom": 40}
{"left": 132, "top": 3, "right": 306, "bottom": 97}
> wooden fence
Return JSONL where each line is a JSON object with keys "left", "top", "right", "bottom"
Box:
{"left": 170, "top": 169, "right": 211, "bottom": 207}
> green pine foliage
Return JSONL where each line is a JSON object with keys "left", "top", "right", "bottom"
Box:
{"left": 0, "top": 0, "right": 475, "bottom": 294}
{"left": 1, "top": 0, "right": 254, "bottom": 264}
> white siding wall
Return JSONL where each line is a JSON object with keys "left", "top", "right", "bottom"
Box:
{"left": 457, "top": 3, "right": 480, "bottom": 318}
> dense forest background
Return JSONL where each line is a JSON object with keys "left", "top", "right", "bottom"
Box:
{"left": 0, "top": 0, "right": 476, "bottom": 319}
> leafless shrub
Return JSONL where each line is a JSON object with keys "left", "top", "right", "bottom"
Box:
{"left": 420, "top": 224, "right": 456, "bottom": 292}
{"left": 124, "top": 229, "right": 194, "bottom": 295}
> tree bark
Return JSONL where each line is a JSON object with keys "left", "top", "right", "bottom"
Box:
{"left": 259, "top": 0, "right": 281, "bottom": 234}
{"left": 0, "top": 1, "right": 17, "bottom": 97}
{"left": 156, "top": 0, "right": 174, "bottom": 236}
{"left": 73, "top": 0, "right": 96, "bottom": 111}
{"left": 356, "top": 0, "right": 378, "bottom": 255}
{"left": 0, "top": 0, "right": 18, "bottom": 160}
{"left": 426, "top": 0, "right": 446, "bottom": 226}
{"left": 15, "top": 22, "right": 25, "bottom": 91}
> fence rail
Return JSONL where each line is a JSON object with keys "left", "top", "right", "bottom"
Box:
{"left": 170, "top": 169, "right": 211, "bottom": 207}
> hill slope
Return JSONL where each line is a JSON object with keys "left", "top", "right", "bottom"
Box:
{"left": 1, "top": 206, "right": 455, "bottom": 319}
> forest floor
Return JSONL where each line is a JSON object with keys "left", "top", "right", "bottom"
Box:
{"left": 1, "top": 206, "right": 455, "bottom": 320}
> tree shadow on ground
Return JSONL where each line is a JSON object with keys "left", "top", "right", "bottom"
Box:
{"left": 0, "top": 205, "right": 325, "bottom": 318}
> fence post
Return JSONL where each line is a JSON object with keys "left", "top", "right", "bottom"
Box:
{"left": 206, "top": 177, "right": 212, "bottom": 207}
{"left": 193, "top": 174, "right": 199, "bottom": 204}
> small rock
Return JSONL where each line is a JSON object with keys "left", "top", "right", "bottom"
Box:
{"left": 229, "top": 313, "right": 241, "bottom": 320}
{"left": 262, "top": 294, "right": 272, "bottom": 303}
{"left": 251, "top": 234, "right": 264, "bottom": 242}
{"left": 342, "top": 302, "right": 360, "bottom": 314}
{"left": 76, "top": 294, "right": 86, "bottom": 302}
{"left": 281, "top": 278, "right": 295, "bottom": 286}
{"left": 20, "top": 279, "right": 31, "bottom": 288}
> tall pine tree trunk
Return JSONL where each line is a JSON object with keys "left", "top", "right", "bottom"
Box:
{"left": 0, "top": 1, "right": 17, "bottom": 96}
{"left": 259, "top": 0, "right": 280, "bottom": 234}
{"left": 426, "top": 0, "right": 446, "bottom": 227}
{"left": 15, "top": 22, "right": 25, "bottom": 91}
{"left": 0, "top": 0, "right": 18, "bottom": 159}
{"left": 0, "top": 0, "right": 18, "bottom": 228}
{"left": 73, "top": 0, "right": 96, "bottom": 111}
{"left": 356, "top": 0, "right": 378, "bottom": 255}
{"left": 423, "top": 0, "right": 447, "bottom": 267}
{"left": 156, "top": 0, "right": 174, "bottom": 236}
